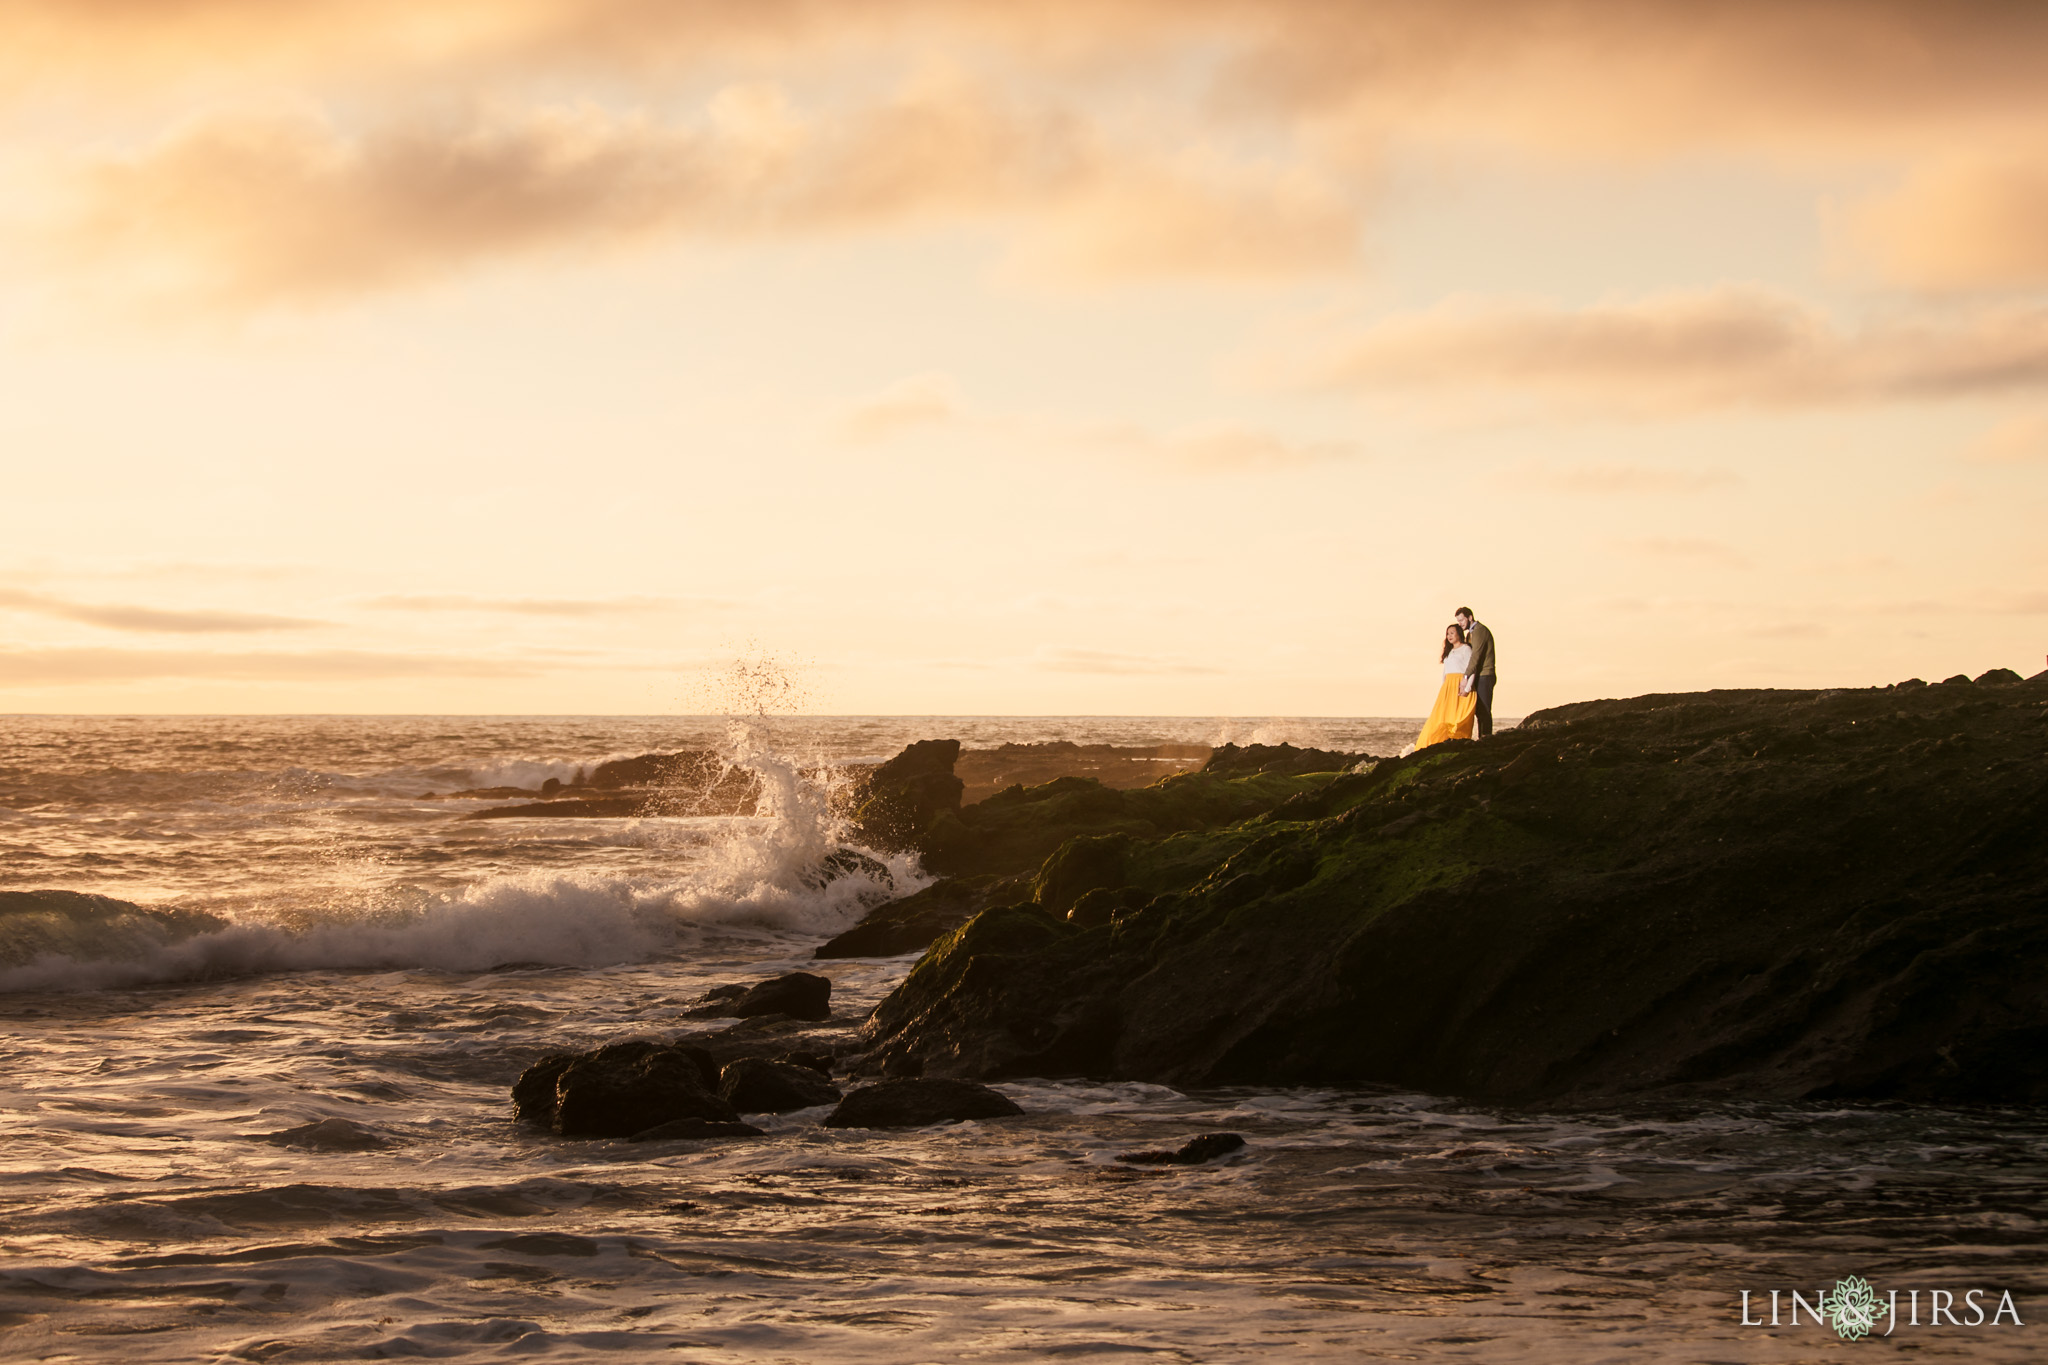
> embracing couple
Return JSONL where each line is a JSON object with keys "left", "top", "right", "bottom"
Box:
{"left": 1414, "top": 606, "right": 1497, "bottom": 751}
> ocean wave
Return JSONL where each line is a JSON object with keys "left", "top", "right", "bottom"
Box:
{"left": 0, "top": 858, "right": 907, "bottom": 992}
{"left": 449, "top": 752, "right": 643, "bottom": 792}
{"left": 0, "top": 736, "right": 920, "bottom": 991}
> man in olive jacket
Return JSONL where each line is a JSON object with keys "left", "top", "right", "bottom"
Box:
{"left": 1453, "top": 607, "right": 1496, "bottom": 738}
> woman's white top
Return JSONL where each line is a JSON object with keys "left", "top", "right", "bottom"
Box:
{"left": 1441, "top": 644, "right": 1472, "bottom": 676}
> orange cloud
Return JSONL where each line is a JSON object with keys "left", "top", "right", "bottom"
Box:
{"left": 0, "top": 587, "right": 325, "bottom": 633}
{"left": 54, "top": 80, "right": 1360, "bottom": 305}
{"left": 13, "top": 3, "right": 2048, "bottom": 146}
{"left": 19, "top": 4, "right": 2048, "bottom": 305}
{"left": 1293, "top": 289, "right": 2048, "bottom": 413}
{"left": 12, "top": 3, "right": 2048, "bottom": 127}
{"left": 1852, "top": 158, "right": 2048, "bottom": 291}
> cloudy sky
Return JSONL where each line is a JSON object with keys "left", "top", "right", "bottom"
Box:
{"left": 3, "top": 1, "right": 2045, "bottom": 715}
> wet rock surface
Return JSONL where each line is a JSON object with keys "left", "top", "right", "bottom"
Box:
{"left": 732, "top": 971, "right": 833, "bottom": 1021}
{"left": 821, "top": 1078, "right": 1025, "bottom": 1129}
{"left": 954, "top": 742, "right": 1212, "bottom": 804}
{"left": 682, "top": 972, "right": 836, "bottom": 1022}
{"left": 815, "top": 873, "right": 1029, "bottom": 959}
{"left": 1202, "top": 742, "right": 1366, "bottom": 777}
{"left": 718, "top": 1057, "right": 842, "bottom": 1114}
{"left": 1116, "top": 1133, "right": 1246, "bottom": 1165}
{"left": 856, "top": 676, "right": 2048, "bottom": 1105}
{"left": 457, "top": 748, "right": 767, "bottom": 819}
{"left": 820, "top": 753, "right": 1359, "bottom": 956}
{"left": 846, "top": 739, "right": 966, "bottom": 852}
{"left": 514, "top": 1039, "right": 736, "bottom": 1138}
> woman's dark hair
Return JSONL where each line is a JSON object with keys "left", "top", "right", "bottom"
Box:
{"left": 1440, "top": 623, "right": 1467, "bottom": 662}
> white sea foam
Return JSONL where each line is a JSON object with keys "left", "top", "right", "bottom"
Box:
{"left": 0, "top": 727, "right": 919, "bottom": 993}
{"left": 454, "top": 756, "right": 599, "bottom": 790}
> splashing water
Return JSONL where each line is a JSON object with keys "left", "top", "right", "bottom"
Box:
{"left": 0, "top": 699, "right": 913, "bottom": 992}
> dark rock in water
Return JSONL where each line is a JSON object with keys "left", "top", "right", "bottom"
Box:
{"left": 858, "top": 679, "right": 2048, "bottom": 1106}
{"left": 848, "top": 739, "right": 966, "bottom": 852}
{"left": 733, "top": 972, "right": 832, "bottom": 1021}
{"left": 821, "top": 1078, "right": 1024, "bottom": 1129}
{"left": 628, "top": 1118, "right": 766, "bottom": 1142}
{"left": 719, "top": 1057, "right": 842, "bottom": 1113}
{"left": 682, "top": 983, "right": 751, "bottom": 1017}
{"left": 1116, "top": 1133, "right": 1245, "bottom": 1165}
{"left": 1975, "top": 667, "right": 2023, "bottom": 686}
{"left": 514, "top": 1039, "right": 737, "bottom": 1138}
{"left": 780, "top": 1050, "right": 835, "bottom": 1076}
{"left": 1940, "top": 673, "right": 1974, "bottom": 685}
{"left": 586, "top": 752, "right": 689, "bottom": 788}
{"left": 677, "top": 1043, "right": 722, "bottom": 1091}
{"left": 252, "top": 1118, "right": 394, "bottom": 1151}
{"left": 815, "top": 874, "right": 1028, "bottom": 959}
{"left": 685, "top": 1015, "right": 852, "bottom": 1069}
{"left": 465, "top": 749, "right": 765, "bottom": 819}
{"left": 1203, "top": 742, "right": 1367, "bottom": 777}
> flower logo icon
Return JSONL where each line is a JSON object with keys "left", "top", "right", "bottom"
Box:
{"left": 1818, "top": 1276, "right": 1889, "bottom": 1341}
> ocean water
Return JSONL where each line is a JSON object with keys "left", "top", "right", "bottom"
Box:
{"left": 1, "top": 716, "right": 2042, "bottom": 1362}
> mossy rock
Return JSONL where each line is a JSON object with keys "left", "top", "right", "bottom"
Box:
{"left": 859, "top": 677, "right": 2048, "bottom": 1105}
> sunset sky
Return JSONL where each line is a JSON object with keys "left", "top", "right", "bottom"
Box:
{"left": 3, "top": 1, "right": 2045, "bottom": 715}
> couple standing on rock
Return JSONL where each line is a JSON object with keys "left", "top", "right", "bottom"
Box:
{"left": 1415, "top": 606, "right": 1496, "bottom": 751}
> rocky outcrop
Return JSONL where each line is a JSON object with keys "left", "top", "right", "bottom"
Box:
{"left": 513, "top": 1039, "right": 735, "bottom": 1138}
{"left": 820, "top": 1078, "right": 1024, "bottom": 1128}
{"left": 1116, "top": 1133, "right": 1245, "bottom": 1165}
{"left": 733, "top": 972, "right": 832, "bottom": 1021}
{"left": 718, "top": 1057, "right": 842, "bottom": 1113}
{"left": 955, "top": 742, "right": 1212, "bottom": 804}
{"left": 680, "top": 972, "right": 835, "bottom": 1022}
{"left": 815, "top": 874, "right": 1029, "bottom": 958}
{"left": 817, "top": 751, "right": 1352, "bottom": 958}
{"left": 856, "top": 675, "right": 2048, "bottom": 1105}
{"left": 1202, "top": 742, "right": 1366, "bottom": 777}
{"left": 846, "top": 740, "right": 966, "bottom": 851}
{"left": 460, "top": 749, "right": 764, "bottom": 820}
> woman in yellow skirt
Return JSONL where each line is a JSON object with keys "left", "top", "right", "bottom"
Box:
{"left": 1415, "top": 623, "right": 1478, "bottom": 750}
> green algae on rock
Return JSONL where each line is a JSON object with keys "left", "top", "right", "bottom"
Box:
{"left": 820, "top": 756, "right": 1345, "bottom": 957}
{"left": 852, "top": 677, "right": 2048, "bottom": 1105}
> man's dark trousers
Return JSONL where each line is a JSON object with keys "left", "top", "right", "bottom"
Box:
{"left": 1473, "top": 676, "right": 1495, "bottom": 739}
